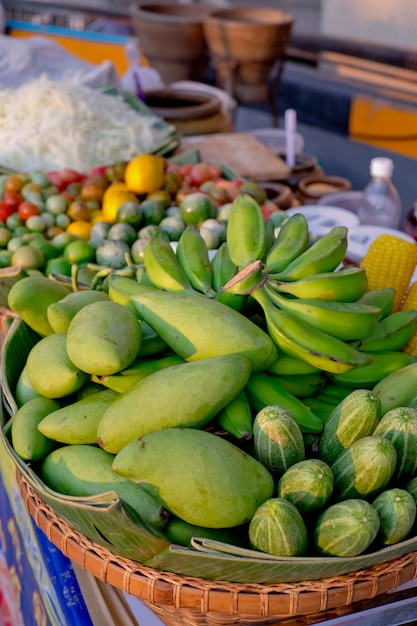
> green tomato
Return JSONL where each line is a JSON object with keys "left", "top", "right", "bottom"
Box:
{"left": 28, "top": 170, "right": 51, "bottom": 188}
{"left": 46, "top": 194, "right": 70, "bottom": 216}
{"left": 7, "top": 236, "right": 27, "bottom": 252}
{"left": 0, "top": 226, "right": 12, "bottom": 248}
{"left": 6, "top": 213, "right": 23, "bottom": 231}
{"left": 55, "top": 213, "right": 71, "bottom": 229}
{"left": 26, "top": 215, "right": 47, "bottom": 233}
{"left": 0, "top": 249, "right": 12, "bottom": 267}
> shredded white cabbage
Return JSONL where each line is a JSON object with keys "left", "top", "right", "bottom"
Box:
{"left": 0, "top": 75, "right": 176, "bottom": 173}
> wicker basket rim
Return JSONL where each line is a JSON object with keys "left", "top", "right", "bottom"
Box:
{"left": 17, "top": 470, "right": 417, "bottom": 621}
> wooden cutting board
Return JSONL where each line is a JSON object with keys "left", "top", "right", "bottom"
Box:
{"left": 177, "top": 132, "right": 291, "bottom": 181}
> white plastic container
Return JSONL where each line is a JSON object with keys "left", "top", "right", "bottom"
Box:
{"left": 246, "top": 128, "right": 305, "bottom": 156}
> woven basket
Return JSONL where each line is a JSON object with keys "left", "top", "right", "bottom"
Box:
{"left": 17, "top": 471, "right": 417, "bottom": 626}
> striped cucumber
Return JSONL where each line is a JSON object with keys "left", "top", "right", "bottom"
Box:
{"left": 331, "top": 435, "right": 397, "bottom": 501}
{"left": 318, "top": 389, "right": 381, "bottom": 466}
{"left": 253, "top": 405, "right": 305, "bottom": 476}
{"left": 314, "top": 499, "right": 380, "bottom": 557}
{"left": 373, "top": 407, "right": 417, "bottom": 484}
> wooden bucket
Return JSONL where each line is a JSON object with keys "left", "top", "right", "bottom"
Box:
{"left": 203, "top": 7, "right": 294, "bottom": 104}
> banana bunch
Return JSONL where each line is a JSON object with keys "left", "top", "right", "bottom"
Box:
{"left": 139, "top": 193, "right": 417, "bottom": 391}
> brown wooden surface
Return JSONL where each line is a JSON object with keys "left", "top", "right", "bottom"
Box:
{"left": 178, "top": 133, "right": 292, "bottom": 181}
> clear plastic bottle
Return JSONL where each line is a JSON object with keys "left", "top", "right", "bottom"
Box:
{"left": 357, "top": 157, "right": 402, "bottom": 229}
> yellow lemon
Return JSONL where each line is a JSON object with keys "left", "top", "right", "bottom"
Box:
{"left": 125, "top": 154, "right": 166, "bottom": 195}
{"left": 66, "top": 220, "right": 93, "bottom": 241}
{"left": 90, "top": 209, "right": 106, "bottom": 224}
{"left": 102, "top": 190, "right": 138, "bottom": 223}
{"left": 102, "top": 182, "right": 128, "bottom": 199}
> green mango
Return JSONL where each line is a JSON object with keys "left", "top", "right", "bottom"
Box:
{"left": 97, "top": 354, "right": 252, "bottom": 454}
{"left": 39, "top": 444, "right": 169, "bottom": 529}
{"left": 38, "top": 388, "right": 119, "bottom": 445}
{"left": 15, "top": 365, "right": 42, "bottom": 407}
{"left": 26, "top": 333, "right": 90, "bottom": 398}
{"left": 164, "top": 517, "right": 248, "bottom": 548}
{"left": 8, "top": 275, "right": 71, "bottom": 336}
{"left": 108, "top": 278, "right": 277, "bottom": 373}
{"left": 137, "top": 321, "right": 169, "bottom": 357}
{"left": 47, "top": 289, "right": 110, "bottom": 333}
{"left": 112, "top": 427, "right": 274, "bottom": 528}
{"left": 11, "top": 396, "right": 60, "bottom": 461}
{"left": 66, "top": 300, "right": 141, "bottom": 376}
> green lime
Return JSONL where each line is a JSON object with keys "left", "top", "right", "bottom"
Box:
{"left": 158, "top": 216, "right": 185, "bottom": 241}
{"left": 51, "top": 232, "right": 79, "bottom": 252}
{"left": 0, "top": 227, "right": 12, "bottom": 247}
{"left": 139, "top": 199, "right": 165, "bottom": 225}
{"left": 30, "top": 238, "right": 60, "bottom": 262}
{"left": 21, "top": 232, "right": 42, "bottom": 244}
{"left": 138, "top": 224, "right": 169, "bottom": 241}
{"left": 0, "top": 249, "right": 12, "bottom": 267}
{"left": 11, "top": 245, "right": 45, "bottom": 270}
{"left": 146, "top": 189, "right": 172, "bottom": 209}
{"left": 108, "top": 222, "right": 137, "bottom": 245}
{"left": 6, "top": 214, "right": 23, "bottom": 231}
{"left": 116, "top": 200, "right": 143, "bottom": 227}
{"left": 13, "top": 226, "right": 30, "bottom": 238}
{"left": 179, "top": 192, "right": 216, "bottom": 226}
{"left": 45, "top": 256, "right": 72, "bottom": 277}
{"left": 63, "top": 240, "right": 95, "bottom": 264}
{"left": 130, "top": 238, "right": 149, "bottom": 264}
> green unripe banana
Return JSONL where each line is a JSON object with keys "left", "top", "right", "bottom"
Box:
{"left": 265, "top": 213, "right": 310, "bottom": 274}
{"left": 226, "top": 194, "right": 266, "bottom": 268}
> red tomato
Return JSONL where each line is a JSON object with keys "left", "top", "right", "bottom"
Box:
{"left": 166, "top": 161, "right": 181, "bottom": 175}
{"left": 261, "top": 201, "right": 279, "bottom": 221}
{"left": 59, "top": 168, "right": 85, "bottom": 187}
{"left": 18, "top": 201, "right": 40, "bottom": 222}
{"left": 87, "top": 166, "right": 108, "bottom": 177}
{"left": 179, "top": 163, "right": 193, "bottom": 176}
{"left": 208, "top": 164, "right": 222, "bottom": 180}
{"left": 46, "top": 168, "right": 85, "bottom": 191}
{"left": 3, "top": 190, "right": 23, "bottom": 210}
{"left": 4, "top": 175, "right": 24, "bottom": 192}
{"left": 60, "top": 192, "right": 76, "bottom": 203}
{"left": 215, "top": 178, "right": 241, "bottom": 200}
{"left": 0, "top": 201, "right": 16, "bottom": 222}
{"left": 189, "top": 163, "right": 214, "bottom": 186}
{"left": 46, "top": 171, "right": 65, "bottom": 190}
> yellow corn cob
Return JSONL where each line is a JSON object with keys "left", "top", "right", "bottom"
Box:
{"left": 360, "top": 234, "right": 417, "bottom": 312}
{"left": 400, "top": 281, "right": 417, "bottom": 356}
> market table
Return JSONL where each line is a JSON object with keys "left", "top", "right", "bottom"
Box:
{"left": 2, "top": 104, "right": 417, "bottom": 625}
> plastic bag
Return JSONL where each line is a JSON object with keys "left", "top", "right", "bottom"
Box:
{"left": 120, "top": 38, "right": 164, "bottom": 97}
{"left": 0, "top": 34, "right": 121, "bottom": 89}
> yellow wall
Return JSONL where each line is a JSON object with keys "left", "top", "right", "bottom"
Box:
{"left": 9, "top": 27, "right": 129, "bottom": 76}
{"left": 349, "top": 94, "right": 417, "bottom": 159}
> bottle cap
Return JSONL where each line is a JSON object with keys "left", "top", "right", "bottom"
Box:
{"left": 370, "top": 157, "right": 394, "bottom": 178}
